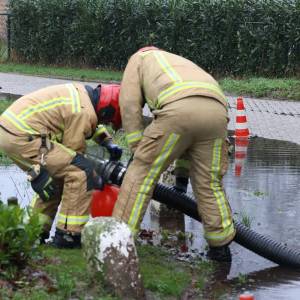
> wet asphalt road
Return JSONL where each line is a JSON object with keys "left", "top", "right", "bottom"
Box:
{"left": 1, "top": 72, "right": 300, "bottom": 145}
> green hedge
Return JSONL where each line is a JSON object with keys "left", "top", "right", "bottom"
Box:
{"left": 9, "top": 0, "right": 300, "bottom": 76}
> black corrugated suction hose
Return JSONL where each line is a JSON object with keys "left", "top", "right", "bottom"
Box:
{"left": 153, "top": 183, "right": 300, "bottom": 268}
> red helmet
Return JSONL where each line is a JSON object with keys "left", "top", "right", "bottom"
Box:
{"left": 96, "top": 84, "right": 121, "bottom": 129}
{"left": 138, "top": 46, "right": 159, "bottom": 52}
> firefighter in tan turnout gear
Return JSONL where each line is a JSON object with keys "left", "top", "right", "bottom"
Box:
{"left": 113, "top": 46, "right": 235, "bottom": 262}
{"left": 0, "top": 83, "right": 122, "bottom": 248}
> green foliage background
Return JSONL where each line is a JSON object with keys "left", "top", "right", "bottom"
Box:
{"left": 8, "top": 0, "right": 300, "bottom": 76}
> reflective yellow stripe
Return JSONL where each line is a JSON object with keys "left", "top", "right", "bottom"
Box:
{"left": 2, "top": 110, "right": 38, "bottom": 134}
{"left": 3, "top": 85, "right": 80, "bottom": 134}
{"left": 175, "top": 159, "right": 190, "bottom": 170}
{"left": 157, "top": 81, "right": 226, "bottom": 107}
{"left": 10, "top": 154, "right": 33, "bottom": 169}
{"left": 17, "top": 84, "right": 79, "bottom": 120}
{"left": 66, "top": 83, "right": 81, "bottom": 113}
{"left": 210, "top": 138, "right": 231, "bottom": 228}
{"left": 153, "top": 51, "right": 182, "bottom": 83}
{"left": 126, "top": 130, "right": 143, "bottom": 144}
{"left": 30, "top": 193, "right": 39, "bottom": 207}
{"left": 19, "top": 97, "right": 72, "bottom": 120}
{"left": 205, "top": 222, "right": 235, "bottom": 241}
{"left": 57, "top": 213, "right": 89, "bottom": 225}
{"left": 145, "top": 96, "right": 155, "bottom": 110}
{"left": 128, "top": 133, "right": 179, "bottom": 230}
{"left": 92, "top": 125, "right": 107, "bottom": 142}
{"left": 94, "top": 125, "right": 106, "bottom": 136}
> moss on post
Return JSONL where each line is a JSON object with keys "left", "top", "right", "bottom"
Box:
{"left": 82, "top": 217, "right": 145, "bottom": 299}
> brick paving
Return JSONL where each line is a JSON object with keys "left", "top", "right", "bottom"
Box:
{"left": 227, "top": 96, "right": 300, "bottom": 145}
{"left": 1, "top": 72, "right": 299, "bottom": 145}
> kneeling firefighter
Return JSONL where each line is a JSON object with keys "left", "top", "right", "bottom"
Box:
{"left": 0, "top": 83, "right": 122, "bottom": 248}
{"left": 112, "top": 46, "right": 236, "bottom": 262}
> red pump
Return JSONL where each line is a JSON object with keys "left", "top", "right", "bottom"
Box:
{"left": 91, "top": 184, "right": 119, "bottom": 217}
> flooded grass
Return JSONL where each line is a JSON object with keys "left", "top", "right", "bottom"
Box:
{"left": 238, "top": 211, "right": 254, "bottom": 228}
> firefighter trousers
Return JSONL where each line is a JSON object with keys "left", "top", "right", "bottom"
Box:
{"left": 113, "top": 96, "right": 236, "bottom": 247}
{"left": 0, "top": 127, "right": 92, "bottom": 234}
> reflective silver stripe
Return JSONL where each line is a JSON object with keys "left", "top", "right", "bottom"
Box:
{"left": 57, "top": 213, "right": 89, "bottom": 225}
{"left": 19, "top": 97, "right": 72, "bottom": 120}
{"left": 66, "top": 84, "right": 81, "bottom": 113}
{"left": 2, "top": 110, "right": 38, "bottom": 134}
{"left": 128, "top": 133, "right": 179, "bottom": 229}
{"left": 210, "top": 139, "right": 231, "bottom": 228}
{"left": 126, "top": 130, "right": 143, "bottom": 144}
{"left": 205, "top": 222, "right": 235, "bottom": 241}
{"left": 157, "top": 81, "right": 226, "bottom": 107}
{"left": 153, "top": 51, "right": 182, "bottom": 83}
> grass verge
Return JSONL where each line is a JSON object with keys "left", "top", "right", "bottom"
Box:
{"left": 0, "top": 62, "right": 122, "bottom": 82}
{"left": 0, "top": 244, "right": 215, "bottom": 300}
{"left": 0, "top": 63, "right": 299, "bottom": 100}
{"left": 220, "top": 77, "right": 300, "bottom": 101}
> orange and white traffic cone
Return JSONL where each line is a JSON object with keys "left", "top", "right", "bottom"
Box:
{"left": 234, "top": 137, "right": 249, "bottom": 176}
{"left": 234, "top": 97, "right": 250, "bottom": 176}
{"left": 235, "top": 96, "right": 250, "bottom": 138}
{"left": 239, "top": 292, "right": 255, "bottom": 300}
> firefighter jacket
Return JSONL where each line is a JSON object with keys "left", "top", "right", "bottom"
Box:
{"left": 0, "top": 83, "right": 109, "bottom": 154}
{"left": 119, "top": 49, "right": 227, "bottom": 152}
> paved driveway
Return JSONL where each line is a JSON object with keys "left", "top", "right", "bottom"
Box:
{"left": 1, "top": 72, "right": 300, "bottom": 145}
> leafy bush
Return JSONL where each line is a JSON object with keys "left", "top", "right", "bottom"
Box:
{"left": 0, "top": 203, "right": 42, "bottom": 278}
{"left": 8, "top": 0, "right": 300, "bottom": 76}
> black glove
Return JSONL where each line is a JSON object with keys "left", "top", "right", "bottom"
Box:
{"left": 172, "top": 177, "right": 189, "bottom": 193}
{"left": 104, "top": 140, "right": 123, "bottom": 161}
{"left": 31, "top": 168, "right": 56, "bottom": 201}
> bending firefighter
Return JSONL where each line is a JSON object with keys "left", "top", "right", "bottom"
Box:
{"left": 113, "top": 47, "right": 235, "bottom": 262}
{"left": 0, "top": 83, "right": 122, "bottom": 248}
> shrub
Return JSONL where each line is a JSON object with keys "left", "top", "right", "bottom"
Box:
{"left": 0, "top": 203, "right": 42, "bottom": 279}
{"left": 8, "top": 0, "right": 300, "bottom": 76}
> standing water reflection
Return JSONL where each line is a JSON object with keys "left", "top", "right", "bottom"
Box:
{"left": 1, "top": 137, "right": 300, "bottom": 298}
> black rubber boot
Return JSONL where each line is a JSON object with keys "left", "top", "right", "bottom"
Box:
{"left": 52, "top": 229, "right": 81, "bottom": 249}
{"left": 207, "top": 244, "right": 232, "bottom": 262}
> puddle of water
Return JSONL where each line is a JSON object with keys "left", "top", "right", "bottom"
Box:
{"left": 222, "top": 138, "right": 300, "bottom": 299}
{"left": 0, "top": 165, "right": 33, "bottom": 206}
{"left": 2, "top": 137, "right": 300, "bottom": 299}
{"left": 141, "top": 137, "right": 300, "bottom": 299}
